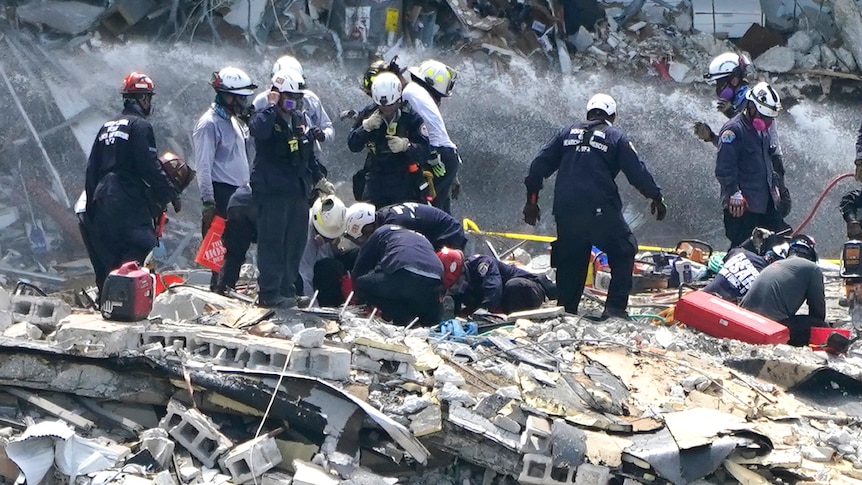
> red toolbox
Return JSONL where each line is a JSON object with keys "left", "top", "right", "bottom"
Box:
{"left": 101, "top": 261, "right": 154, "bottom": 322}
{"left": 675, "top": 291, "right": 789, "bottom": 345}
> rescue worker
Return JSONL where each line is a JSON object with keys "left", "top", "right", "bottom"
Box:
{"left": 253, "top": 56, "right": 333, "bottom": 146}
{"left": 344, "top": 201, "right": 467, "bottom": 250}
{"left": 439, "top": 249, "right": 547, "bottom": 315}
{"left": 524, "top": 93, "right": 666, "bottom": 319}
{"left": 740, "top": 235, "right": 826, "bottom": 346}
{"left": 403, "top": 60, "right": 461, "bottom": 214}
{"left": 193, "top": 67, "right": 256, "bottom": 288}
{"left": 84, "top": 72, "right": 179, "bottom": 297}
{"left": 249, "top": 69, "right": 334, "bottom": 308}
{"left": 715, "top": 82, "right": 791, "bottom": 249}
{"left": 696, "top": 53, "right": 791, "bottom": 219}
{"left": 702, "top": 231, "right": 787, "bottom": 302}
{"left": 215, "top": 185, "right": 256, "bottom": 294}
{"left": 854, "top": 119, "right": 862, "bottom": 182}
{"left": 348, "top": 72, "right": 431, "bottom": 207}
{"left": 840, "top": 187, "right": 862, "bottom": 239}
{"left": 299, "top": 195, "right": 350, "bottom": 303}
{"left": 352, "top": 224, "right": 444, "bottom": 325}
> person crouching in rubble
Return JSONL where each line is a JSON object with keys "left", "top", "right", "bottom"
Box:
{"left": 523, "top": 93, "right": 667, "bottom": 320}
{"left": 437, "top": 248, "right": 547, "bottom": 316}
{"left": 249, "top": 69, "right": 335, "bottom": 308}
{"left": 299, "top": 195, "right": 357, "bottom": 307}
{"left": 739, "top": 235, "right": 826, "bottom": 346}
{"left": 343, "top": 201, "right": 467, "bottom": 251}
{"left": 702, "top": 230, "right": 788, "bottom": 303}
{"left": 83, "top": 72, "right": 180, "bottom": 302}
{"left": 347, "top": 72, "right": 431, "bottom": 207}
{"left": 352, "top": 224, "right": 444, "bottom": 325}
{"left": 715, "top": 82, "right": 792, "bottom": 249}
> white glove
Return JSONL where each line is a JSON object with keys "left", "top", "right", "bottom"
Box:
{"left": 314, "top": 177, "right": 336, "bottom": 195}
{"left": 387, "top": 136, "right": 410, "bottom": 153}
{"left": 362, "top": 112, "right": 383, "bottom": 132}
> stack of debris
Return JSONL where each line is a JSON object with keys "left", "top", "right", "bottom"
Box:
{"left": 0, "top": 282, "right": 859, "bottom": 484}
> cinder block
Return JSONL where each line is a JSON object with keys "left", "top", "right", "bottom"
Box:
{"left": 520, "top": 415, "right": 552, "bottom": 454}
{"left": 10, "top": 295, "right": 71, "bottom": 327}
{"left": 519, "top": 453, "right": 577, "bottom": 485}
{"left": 53, "top": 314, "right": 141, "bottom": 356}
{"left": 141, "top": 328, "right": 196, "bottom": 352}
{"left": 574, "top": 463, "right": 610, "bottom": 485}
{"left": 159, "top": 399, "right": 233, "bottom": 468}
{"left": 307, "top": 346, "right": 351, "bottom": 380}
{"left": 219, "top": 435, "right": 282, "bottom": 484}
{"left": 247, "top": 342, "right": 292, "bottom": 371}
{"left": 292, "top": 460, "right": 339, "bottom": 485}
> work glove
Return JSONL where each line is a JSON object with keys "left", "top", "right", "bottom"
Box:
{"left": 728, "top": 191, "right": 747, "bottom": 218}
{"left": 387, "top": 136, "right": 410, "bottom": 153}
{"left": 693, "top": 122, "right": 715, "bottom": 143}
{"left": 172, "top": 197, "right": 182, "bottom": 214}
{"left": 855, "top": 159, "right": 862, "bottom": 183}
{"left": 716, "top": 98, "right": 733, "bottom": 114}
{"left": 523, "top": 202, "right": 540, "bottom": 226}
{"left": 429, "top": 155, "right": 446, "bottom": 178}
{"left": 201, "top": 201, "right": 217, "bottom": 234}
{"left": 311, "top": 127, "right": 326, "bottom": 142}
{"left": 362, "top": 112, "right": 383, "bottom": 132}
{"left": 650, "top": 197, "right": 667, "bottom": 221}
{"left": 848, "top": 221, "right": 862, "bottom": 240}
{"left": 339, "top": 109, "right": 358, "bottom": 121}
{"left": 451, "top": 174, "right": 462, "bottom": 200}
{"left": 314, "top": 177, "right": 336, "bottom": 195}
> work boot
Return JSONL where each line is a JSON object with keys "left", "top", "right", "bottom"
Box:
{"left": 439, "top": 295, "right": 455, "bottom": 322}
{"left": 585, "top": 307, "right": 629, "bottom": 322}
{"left": 296, "top": 295, "right": 312, "bottom": 308}
{"left": 257, "top": 296, "right": 296, "bottom": 309}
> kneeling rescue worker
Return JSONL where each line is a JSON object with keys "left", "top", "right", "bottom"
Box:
{"left": 523, "top": 93, "right": 666, "bottom": 320}
{"left": 84, "top": 72, "right": 181, "bottom": 302}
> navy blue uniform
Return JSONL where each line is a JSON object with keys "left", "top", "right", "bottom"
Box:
{"left": 454, "top": 255, "right": 545, "bottom": 315}
{"left": 525, "top": 119, "right": 661, "bottom": 315}
{"left": 715, "top": 114, "right": 790, "bottom": 248}
{"left": 215, "top": 185, "right": 257, "bottom": 293}
{"left": 352, "top": 224, "right": 443, "bottom": 325}
{"left": 377, "top": 202, "right": 467, "bottom": 250}
{"left": 702, "top": 248, "right": 768, "bottom": 302}
{"left": 348, "top": 104, "right": 430, "bottom": 207}
{"left": 840, "top": 188, "right": 862, "bottom": 223}
{"left": 84, "top": 105, "right": 177, "bottom": 294}
{"left": 250, "top": 105, "right": 324, "bottom": 304}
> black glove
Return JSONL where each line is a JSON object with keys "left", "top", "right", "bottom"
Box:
{"left": 172, "top": 198, "right": 182, "bottom": 213}
{"left": 523, "top": 202, "right": 540, "bottom": 226}
{"left": 693, "top": 122, "right": 715, "bottom": 143}
{"left": 848, "top": 221, "right": 862, "bottom": 240}
{"left": 716, "top": 98, "right": 733, "bottom": 114}
{"left": 202, "top": 201, "right": 217, "bottom": 235}
{"left": 311, "top": 127, "right": 326, "bottom": 142}
{"left": 650, "top": 197, "right": 667, "bottom": 221}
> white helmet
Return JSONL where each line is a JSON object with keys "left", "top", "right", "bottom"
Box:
{"left": 408, "top": 60, "right": 457, "bottom": 97}
{"left": 371, "top": 72, "right": 402, "bottom": 106}
{"left": 586, "top": 93, "right": 617, "bottom": 116}
{"left": 272, "top": 55, "right": 303, "bottom": 78}
{"left": 345, "top": 202, "right": 377, "bottom": 239}
{"left": 704, "top": 52, "right": 749, "bottom": 82}
{"left": 211, "top": 67, "right": 257, "bottom": 96}
{"left": 271, "top": 69, "right": 305, "bottom": 94}
{"left": 745, "top": 82, "right": 782, "bottom": 118}
{"left": 311, "top": 195, "right": 347, "bottom": 239}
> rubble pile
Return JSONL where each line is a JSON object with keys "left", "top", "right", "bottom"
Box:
{"left": 0, "top": 282, "right": 859, "bottom": 484}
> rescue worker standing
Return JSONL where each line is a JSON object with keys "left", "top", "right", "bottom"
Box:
{"left": 344, "top": 201, "right": 467, "bottom": 250}
{"left": 352, "top": 224, "right": 444, "bottom": 325}
{"left": 214, "top": 185, "right": 256, "bottom": 294}
{"left": 249, "top": 69, "right": 333, "bottom": 308}
{"left": 193, "top": 67, "right": 256, "bottom": 288}
{"left": 524, "top": 93, "right": 666, "bottom": 319}
{"left": 715, "top": 82, "right": 791, "bottom": 249}
{"left": 840, "top": 187, "right": 862, "bottom": 239}
{"left": 348, "top": 72, "right": 431, "bottom": 207}
{"left": 403, "top": 60, "right": 461, "bottom": 214}
{"left": 84, "top": 72, "right": 179, "bottom": 296}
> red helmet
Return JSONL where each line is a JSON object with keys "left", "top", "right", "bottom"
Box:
{"left": 437, "top": 247, "right": 464, "bottom": 289}
{"left": 121, "top": 72, "right": 155, "bottom": 94}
